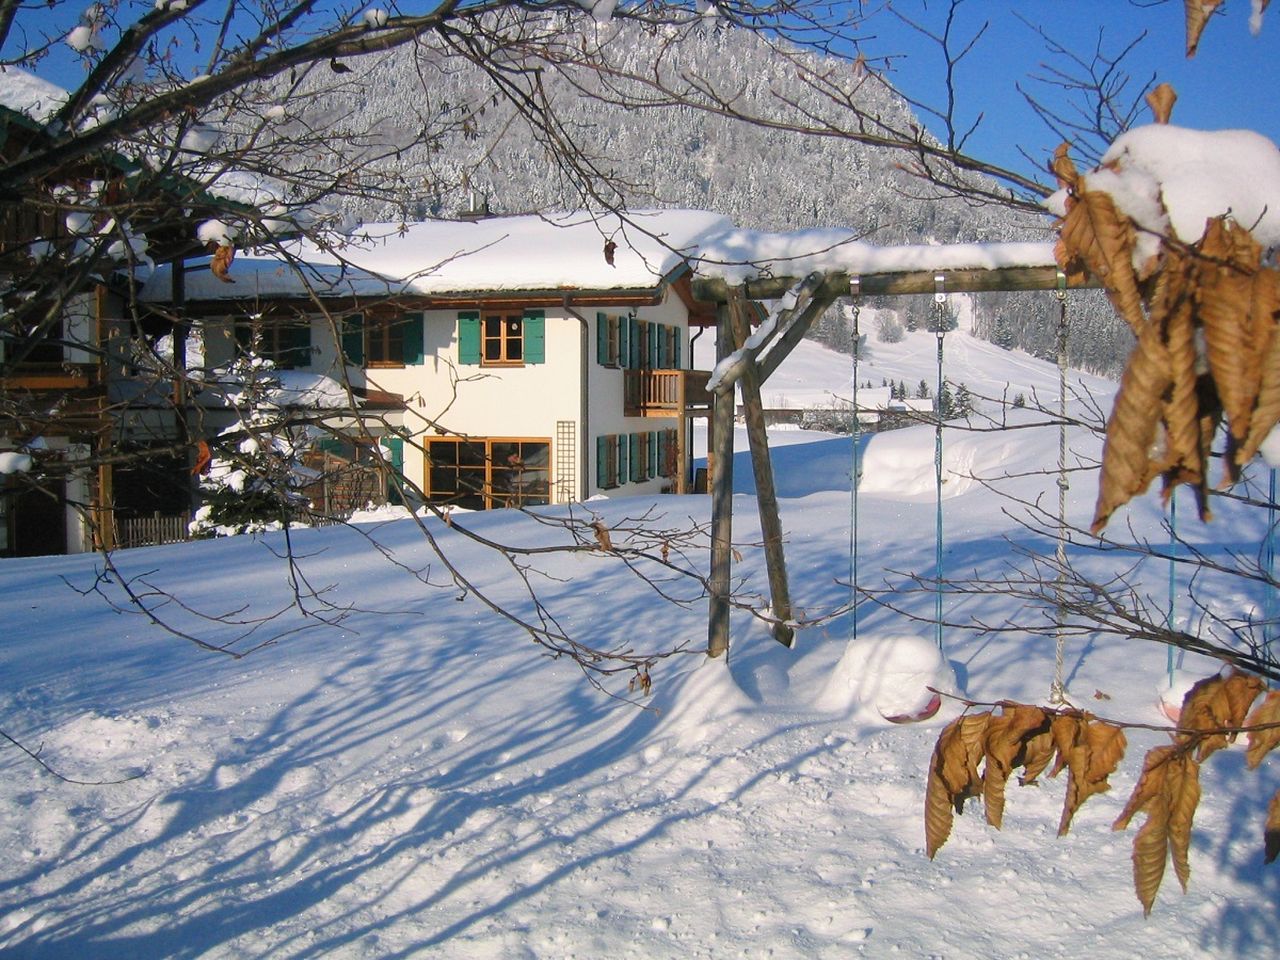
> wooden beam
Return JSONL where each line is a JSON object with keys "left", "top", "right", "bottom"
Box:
{"left": 707, "top": 304, "right": 736, "bottom": 659}
{"left": 692, "top": 264, "right": 1096, "bottom": 305}
{"left": 728, "top": 290, "right": 795, "bottom": 648}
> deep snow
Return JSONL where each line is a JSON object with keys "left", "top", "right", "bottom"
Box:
{"left": 2, "top": 330, "right": 1278, "bottom": 959}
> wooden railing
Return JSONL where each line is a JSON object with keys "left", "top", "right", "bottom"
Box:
{"left": 1, "top": 362, "right": 98, "bottom": 390}
{"left": 115, "top": 512, "right": 190, "bottom": 549}
{"left": 623, "top": 369, "right": 713, "bottom": 417}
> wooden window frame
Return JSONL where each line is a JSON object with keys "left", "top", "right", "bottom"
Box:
{"left": 423, "top": 436, "right": 551, "bottom": 509}
{"left": 482, "top": 313, "right": 524, "bottom": 366}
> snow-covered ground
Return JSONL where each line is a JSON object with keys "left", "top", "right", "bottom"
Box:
{"left": 2, "top": 331, "right": 1278, "bottom": 958}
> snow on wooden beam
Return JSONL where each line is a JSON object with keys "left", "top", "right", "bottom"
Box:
{"left": 692, "top": 264, "right": 1097, "bottom": 304}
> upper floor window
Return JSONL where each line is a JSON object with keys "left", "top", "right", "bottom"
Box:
{"left": 234, "top": 317, "right": 311, "bottom": 369}
{"left": 458, "top": 310, "right": 545, "bottom": 366}
{"left": 341, "top": 311, "right": 425, "bottom": 368}
{"left": 484, "top": 314, "right": 523, "bottom": 365}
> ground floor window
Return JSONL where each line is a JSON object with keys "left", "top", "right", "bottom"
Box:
{"left": 424, "top": 437, "right": 550, "bottom": 510}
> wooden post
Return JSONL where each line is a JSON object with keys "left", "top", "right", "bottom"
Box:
{"left": 728, "top": 291, "right": 795, "bottom": 648}
{"left": 707, "top": 304, "right": 736, "bottom": 658}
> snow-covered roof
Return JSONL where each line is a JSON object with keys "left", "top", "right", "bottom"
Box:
{"left": 142, "top": 210, "right": 735, "bottom": 302}
{"left": 0, "top": 66, "right": 68, "bottom": 122}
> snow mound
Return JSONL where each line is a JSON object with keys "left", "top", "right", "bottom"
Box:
{"left": 818, "top": 634, "right": 957, "bottom": 721}
{"left": 650, "top": 656, "right": 755, "bottom": 748}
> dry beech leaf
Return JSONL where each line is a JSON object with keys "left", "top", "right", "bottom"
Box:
{"left": 1179, "top": 671, "right": 1265, "bottom": 761}
{"left": 1057, "top": 716, "right": 1127, "bottom": 836}
{"left": 982, "top": 705, "right": 1050, "bottom": 829}
{"left": 1114, "top": 745, "right": 1177, "bottom": 915}
{"left": 1245, "top": 691, "right": 1280, "bottom": 769}
{"left": 1196, "top": 219, "right": 1263, "bottom": 450}
{"left": 1237, "top": 271, "right": 1280, "bottom": 464}
{"left": 1145, "top": 82, "right": 1178, "bottom": 124}
{"left": 211, "top": 243, "right": 235, "bottom": 283}
{"left": 1092, "top": 335, "right": 1172, "bottom": 532}
{"left": 1018, "top": 729, "right": 1056, "bottom": 785}
{"left": 925, "top": 712, "right": 991, "bottom": 858}
{"left": 591, "top": 520, "right": 614, "bottom": 552}
{"left": 1168, "top": 752, "right": 1202, "bottom": 893}
{"left": 1185, "top": 0, "right": 1223, "bottom": 57}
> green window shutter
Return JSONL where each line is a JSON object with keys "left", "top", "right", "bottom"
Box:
{"left": 523, "top": 309, "right": 546, "bottom": 364}
{"left": 316, "top": 436, "right": 346, "bottom": 456}
{"left": 674, "top": 330, "right": 682, "bottom": 369}
{"left": 457, "top": 311, "right": 480, "bottom": 365}
{"left": 649, "top": 324, "right": 659, "bottom": 369}
{"left": 596, "top": 435, "right": 609, "bottom": 489}
{"left": 342, "top": 313, "right": 365, "bottom": 366}
{"left": 617, "top": 434, "right": 628, "bottom": 485}
{"left": 657, "top": 430, "right": 668, "bottom": 475}
{"left": 629, "top": 433, "right": 641, "bottom": 482}
{"left": 403, "top": 313, "right": 425, "bottom": 365}
{"left": 383, "top": 436, "right": 405, "bottom": 502}
{"left": 597, "top": 312, "right": 609, "bottom": 365}
{"left": 649, "top": 431, "right": 659, "bottom": 478}
{"left": 627, "top": 315, "right": 639, "bottom": 369}
{"left": 618, "top": 316, "right": 629, "bottom": 368}
{"left": 656, "top": 325, "right": 668, "bottom": 369}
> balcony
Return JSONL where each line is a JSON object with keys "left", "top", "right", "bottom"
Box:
{"left": 623, "top": 369, "right": 713, "bottom": 418}
{"left": 1, "top": 362, "right": 98, "bottom": 391}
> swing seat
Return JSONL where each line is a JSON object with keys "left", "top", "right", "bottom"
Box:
{"left": 880, "top": 691, "right": 943, "bottom": 724}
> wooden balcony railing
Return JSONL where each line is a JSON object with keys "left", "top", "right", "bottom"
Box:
{"left": 623, "top": 369, "right": 713, "bottom": 417}
{"left": 1, "top": 362, "right": 99, "bottom": 390}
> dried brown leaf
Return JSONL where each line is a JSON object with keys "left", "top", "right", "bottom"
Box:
{"left": 1245, "top": 690, "right": 1280, "bottom": 769}
{"left": 1057, "top": 716, "right": 1127, "bottom": 836}
{"left": 1197, "top": 219, "right": 1264, "bottom": 450}
{"left": 1233, "top": 267, "right": 1280, "bottom": 466}
{"left": 211, "top": 243, "right": 236, "bottom": 283}
{"left": 1115, "top": 744, "right": 1177, "bottom": 831}
{"left": 1057, "top": 182, "right": 1146, "bottom": 333}
{"left": 925, "top": 712, "right": 992, "bottom": 858}
{"left": 1018, "top": 729, "right": 1057, "bottom": 785}
{"left": 1168, "top": 753, "right": 1202, "bottom": 893}
{"left": 1185, "top": 0, "right": 1224, "bottom": 57}
{"left": 1145, "top": 82, "right": 1178, "bottom": 124}
{"left": 591, "top": 520, "right": 614, "bottom": 552}
{"left": 1115, "top": 744, "right": 1179, "bottom": 915}
{"left": 982, "top": 705, "right": 1050, "bottom": 829}
{"left": 1180, "top": 671, "right": 1265, "bottom": 760}
{"left": 1132, "top": 797, "right": 1170, "bottom": 916}
{"left": 1092, "top": 331, "right": 1173, "bottom": 532}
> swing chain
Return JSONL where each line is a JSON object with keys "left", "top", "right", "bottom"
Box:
{"left": 1049, "top": 269, "right": 1070, "bottom": 705}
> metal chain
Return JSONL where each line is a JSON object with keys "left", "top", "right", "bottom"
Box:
{"left": 849, "top": 279, "right": 861, "bottom": 641}
{"left": 1050, "top": 272, "right": 1070, "bottom": 705}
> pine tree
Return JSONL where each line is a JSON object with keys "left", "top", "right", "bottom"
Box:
{"left": 189, "top": 346, "right": 312, "bottom": 537}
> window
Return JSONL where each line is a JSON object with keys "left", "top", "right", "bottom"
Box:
{"left": 458, "top": 310, "right": 545, "bottom": 366}
{"left": 483, "top": 314, "right": 523, "bottom": 364}
{"left": 234, "top": 317, "right": 311, "bottom": 369}
{"left": 597, "top": 312, "right": 623, "bottom": 367}
{"left": 341, "top": 312, "right": 424, "bottom": 367}
{"left": 424, "top": 437, "right": 550, "bottom": 509}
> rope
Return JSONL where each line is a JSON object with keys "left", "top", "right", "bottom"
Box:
{"left": 933, "top": 276, "right": 946, "bottom": 652}
{"left": 849, "top": 278, "right": 861, "bottom": 642}
{"left": 1050, "top": 271, "right": 1069, "bottom": 704}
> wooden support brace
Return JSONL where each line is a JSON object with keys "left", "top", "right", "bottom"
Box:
{"left": 707, "top": 304, "right": 735, "bottom": 658}
{"left": 728, "top": 290, "right": 796, "bottom": 648}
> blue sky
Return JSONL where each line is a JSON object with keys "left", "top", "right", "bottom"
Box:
{"left": 855, "top": 0, "right": 1280, "bottom": 183}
